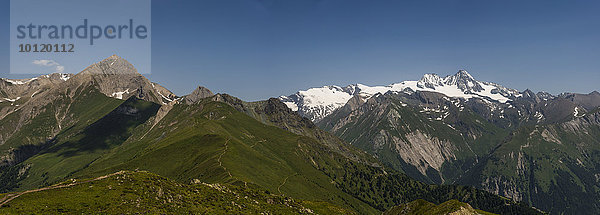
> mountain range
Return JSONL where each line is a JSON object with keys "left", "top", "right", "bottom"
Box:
{"left": 0, "top": 55, "right": 593, "bottom": 214}
{"left": 279, "top": 70, "right": 524, "bottom": 122}
{"left": 282, "top": 70, "right": 600, "bottom": 214}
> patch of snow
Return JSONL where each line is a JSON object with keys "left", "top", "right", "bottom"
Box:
{"left": 111, "top": 89, "right": 130, "bottom": 100}
{"left": 534, "top": 111, "right": 544, "bottom": 121}
{"left": 59, "top": 73, "right": 70, "bottom": 81}
{"left": 476, "top": 82, "right": 510, "bottom": 103}
{"left": 156, "top": 90, "right": 173, "bottom": 103}
{"left": 573, "top": 106, "right": 584, "bottom": 117}
{"left": 3, "top": 78, "right": 37, "bottom": 85}
{"left": 2, "top": 97, "right": 21, "bottom": 102}
{"left": 284, "top": 101, "right": 299, "bottom": 111}
{"left": 447, "top": 124, "right": 456, "bottom": 130}
{"left": 31, "top": 90, "right": 40, "bottom": 98}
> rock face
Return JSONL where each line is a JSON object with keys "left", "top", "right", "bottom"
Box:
{"left": 391, "top": 130, "right": 457, "bottom": 177}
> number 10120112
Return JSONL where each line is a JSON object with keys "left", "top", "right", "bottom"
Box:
{"left": 18, "top": 44, "right": 74, "bottom": 53}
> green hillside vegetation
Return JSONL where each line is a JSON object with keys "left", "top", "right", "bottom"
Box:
{"left": 0, "top": 85, "right": 124, "bottom": 154}
{"left": 0, "top": 170, "right": 348, "bottom": 214}
{"left": 383, "top": 199, "right": 496, "bottom": 215}
{"left": 0, "top": 86, "right": 125, "bottom": 192}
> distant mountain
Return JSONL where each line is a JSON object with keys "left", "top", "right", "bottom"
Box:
{"left": 0, "top": 56, "right": 539, "bottom": 214}
{"left": 280, "top": 70, "right": 521, "bottom": 122}
{"left": 298, "top": 71, "right": 600, "bottom": 214}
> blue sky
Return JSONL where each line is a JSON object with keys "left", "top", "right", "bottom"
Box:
{"left": 1, "top": 0, "right": 599, "bottom": 101}
{"left": 7, "top": 0, "right": 151, "bottom": 75}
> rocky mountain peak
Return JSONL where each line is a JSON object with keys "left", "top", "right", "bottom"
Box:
{"left": 443, "top": 70, "right": 484, "bottom": 93}
{"left": 536, "top": 91, "right": 554, "bottom": 100}
{"left": 61, "top": 55, "right": 172, "bottom": 104}
{"left": 521, "top": 89, "right": 541, "bottom": 103}
{"left": 79, "top": 55, "right": 139, "bottom": 76}
{"left": 522, "top": 89, "right": 536, "bottom": 98}
{"left": 106, "top": 54, "right": 121, "bottom": 60}
{"left": 344, "top": 84, "right": 361, "bottom": 95}
{"left": 183, "top": 86, "right": 214, "bottom": 104}
{"left": 417, "top": 74, "right": 443, "bottom": 89}
{"left": 457, "top": 69, "right": 473, "bottom": 78}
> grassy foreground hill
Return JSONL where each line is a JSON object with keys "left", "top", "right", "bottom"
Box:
{"left": 384, "top": 199, "right": 496, "bottom": 215}
{"left": 0, "top": 170, "right": 347, "bottom": 214}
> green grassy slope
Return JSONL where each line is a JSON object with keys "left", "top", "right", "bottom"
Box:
{"left": 72, "top": 99, "right": 379, "bottom": 214}
{"left": 384, "top": 199, "right": 497, "bottom": 215}
{"left": 0, "top": 85, "right": 124, "bottom": 154}
{"left": 0, "top": 170, "right": 348, "bottom": 214}
{"left": 11, "top": 96, "right": 160, "bottom": 191}
{"left": 71, "top": 98, "right": 538, "bottom": 214}
{"left": 0, "top": 86, "right": 125, "bottom": 192}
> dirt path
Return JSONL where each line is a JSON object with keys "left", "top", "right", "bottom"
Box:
{"left": 217, "top": 138, "right": 232, "bottom": 178}
{"left": 0, "top": 171, "right": 125, "bottom": 207}
{"left": 250, "top": 139, "right": 266, "bottom": 148}
{"left": 278, "top": 173, "right": 296, "bottom": 193}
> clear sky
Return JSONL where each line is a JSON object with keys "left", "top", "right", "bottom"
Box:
{"left": 1, "top": 0, "right": 599, "bottom": 101}
{"left": 8, "top": 0, "right": 151, "bottom": 75}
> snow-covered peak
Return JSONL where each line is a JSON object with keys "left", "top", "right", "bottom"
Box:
{"left": 280, "top": 85, "right": 354, "bottom": 119}
{"left": 442, "top": 70, "right": 483, "bottom": 93}
{"left": 280, "top": 70, "right": 521, "bottom": 121}
{"left": 456, "top": 70, "right": 473, "bottom": 79}
{"left": 299, "top": 86, "right": 353, "bottom": 106}
{"left": 417, "top": 73, "right": 443, "bottom": 89}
